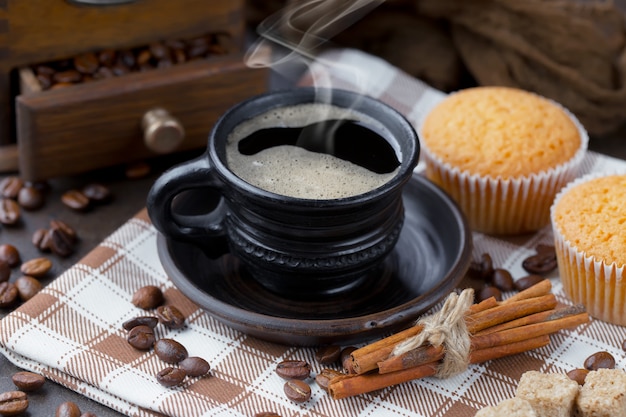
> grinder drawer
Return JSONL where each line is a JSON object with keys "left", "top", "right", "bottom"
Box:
{"left": 16, "top": 51, "right": 268, "bottom": 181}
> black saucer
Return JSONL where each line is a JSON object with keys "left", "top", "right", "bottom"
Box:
{"left": 157, "top": 174, "right": 472, "bottom": 346}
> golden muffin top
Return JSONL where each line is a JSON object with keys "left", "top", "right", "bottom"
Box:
{"left": 552, "top": 174, "right": 626, "bottom": 266}
{"left": 421, "top": 86, "right": 582, "bottom": 179}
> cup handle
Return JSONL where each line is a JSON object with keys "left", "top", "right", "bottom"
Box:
{"left": 147, "top": 154, "right": 227, "bottom": 243}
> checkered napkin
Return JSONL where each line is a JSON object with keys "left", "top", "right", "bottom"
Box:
{"left": 2, "top": 49, "right": 626, "bottom": 417}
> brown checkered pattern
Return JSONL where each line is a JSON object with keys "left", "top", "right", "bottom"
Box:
{"left": 1, "top": 49, "right": 626, "bottom": 417}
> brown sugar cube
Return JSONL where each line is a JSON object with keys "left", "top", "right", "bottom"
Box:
{"left": 576, "top": 368, "right": 626, "bottom": 417}
{"left": 475, "top": 397, "right": 538, "bottom": 417}
{"left": 515, "top": 371, "right": 579, "bottom": 417}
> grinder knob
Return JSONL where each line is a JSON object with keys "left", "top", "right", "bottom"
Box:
{"left": 142, "top": 108, "right": 185, "bottom": 154}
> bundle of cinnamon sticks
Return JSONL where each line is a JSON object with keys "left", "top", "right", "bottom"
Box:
{"left": 328, "top": 279, "right": 589, "bottom": 399}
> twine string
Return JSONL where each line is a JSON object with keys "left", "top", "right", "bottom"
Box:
{"left": 391, "top": 288, "right": 474, "bottom": 378}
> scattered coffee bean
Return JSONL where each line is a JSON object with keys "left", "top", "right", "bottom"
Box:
{"left": 275, "top": 360, "right": 311, "bottom": 380}
{"left": 50, "top": 220, "right": 77, "bottom": 244}
{"left": 179, "top": 356, "right": 210, "bottom": 377}
{"left": 0, "top": 390, "right": 28, "bottom": 416}
{"left": 468, "top": 253, "right": 495, "bottom": 281}
{"left": 0, "top": 245, "right": 20, "bottom": 268}
{"left": 254, "top": 413, "right": 281, "bottom": 417}
{"left": 491, "top": 268, "right": 515, "bottom": 291}
{"left": 20, "top": 257, "right": 52, "bottom": 278}
{"left": 155, "top": 305, "right": 185, "bottom": 329}
{"left": 156, "top": 367, "right": 186, "bottom": 387}
{"left": 154, "top": 338, "right": 188, "bottom": 364}
{"left": 122, "top": 316, "right": 158, "bottom": 331}
{"left": 131, "top": 285, "right": 164, "bottom": 310}
{"left": 61, "top": 190, "right": 90, "bottom": 211}
{"left": 0, "top": 177, "right": 23, "bottom": 199}
{"left": 15, "top": 276, "right": 42, "bottom": 301}
{"left": 0, "top": 198, "right": 21, "bottom": 225}
{"left": 283, "top": 379, "right": 311, "bottom": 403}
{"left": 514, "top": 275, "right": 545, "bottom": 291}
{"left": 55, "top": 401, "right": 81, "bottom": 417}
{"left": 127, "top": 325, "right": 156, "bottom": 350}
{"left": 0, "top": 282, "right": 18, "bottom": 308}
{"left": 48, "top": 227, "right": 75, "bottom": 257}
{"left": 80, "top": 413, "right": 97, "bottom": 417}
{"left": 622, "top": 338, "right": 626, "bottom": 352}
{"left": 566, "top": 368, "right": 589, "bottom": 385}
{"left": 81, "top": 183, "right": 112, "bottom": 204}
{"left": 11, "top": 371, "right": 45, "bottom": 391}
{"left": 315, "top": 345, "right": 341, "bottom": 365}
{"left": 522, "top": 251, "right": 557, "bottom": 275}
{"left": 315, "top": 368, "right": 344, "bottom": 392}
{"left": 17, "top": 186, "right": 44, "bottom": 211}
{"left": 73, "top": 52, "right": 99, "bottom": 74}
{"left": 0, "top": 260, "right": 10, "bottom": 283}
{"left": 477, "top": 285, "right": 502, "bottom": 302}
{"left": 584, "top": 351, "right": 615, "bottom": 371}
{"left": 341, "top": 346, "right": 358, "bottom": 374}
{"left": 33, "top": 228, "right": 52, "bottom": 252}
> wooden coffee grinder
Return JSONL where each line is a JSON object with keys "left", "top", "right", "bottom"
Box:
{"left": 0, "top": 0, "right": 269, "bottom": 181}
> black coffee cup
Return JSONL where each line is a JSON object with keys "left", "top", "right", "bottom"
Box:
{"left": 147, "top": 88, "right": 419, "bottom": 298}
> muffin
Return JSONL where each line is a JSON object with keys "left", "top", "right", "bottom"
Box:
{"left": 420, "top": 86, "right": 588, "bottom": 235}
{"left": 551, "top": 173, "right": 626, "bottom": 326}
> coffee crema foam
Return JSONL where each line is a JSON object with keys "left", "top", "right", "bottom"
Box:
{"left": 226, "top": 103, "right": 399, "bottom": 199}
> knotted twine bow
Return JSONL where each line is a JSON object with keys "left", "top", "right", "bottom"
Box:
{"left": 391, "top": 288, "right": 474, "bottom": 378}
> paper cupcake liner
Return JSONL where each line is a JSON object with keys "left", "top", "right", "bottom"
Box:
{"left": 551, "top": 172, "right": 626, "bottom": 326}
{"left": 419, "top": 96, "right": 589, "bottom": 235}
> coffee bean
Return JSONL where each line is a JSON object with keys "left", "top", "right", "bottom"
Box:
{"left": 315, "top": 368, "right": 344, "bottom": 392}
{"left": 156, "top": 305, "right": 185, "bottom": 329}
{"left": 0, "top": 282, "right": 18, "bottom": 308}
{"left": 179, "top": 356, "right": 210, "bottom": 377}
{"left": 253, "top": 413, "right": 281, "bottom": 417}
{"left": 0, "top": 390, "right": 28, "bottom": 416}
{"left": 0, "top": 198, "right": 20, "bottom": 225}
{"left": 283, "top": 379, "right": 311, "bottom": 403}
{"left": 154, "top": 338, "right": 188, "bottom": 364}
{"left": 136, "top": 49, "right": 152, "bottom": 67}
{"left": 73, "top": 52, "right": 99, "bottom": 74}
{"left": 80, "top": 413, "right": 97, "bottom": 417}
{"left": 11, "top": 371, "right": 45, "bottom": 392}
{"left": 0, "top": 245, "right": 20, "bottom": 268}
{"left": 522, "top": 252, "right": 557, "bottom": 275}
{"left": 50, "top": 219, "right": 77, "bottom": 244}
{"left": 20, "top": 257, "right": 52, "bottom": 278}
{"left": 48, "top": 227, "right": 74, "bottom": 257}
{"left": 477, "top": 285, "right": 502, "bottom": 302}
{"left": 32, "top": 228, "right": 52, "bottom": 252}
{"left": 17, "top": 185, "right": 44, "bottom": 211}
{"left": 0, "top": 260, "right": 10, "bottom": 283}
{"left": 156, "top": 367, "right": 186, "bottom": 387}
{"left": 131, "top": 285, "right": 164, "bottom": 310}
{"left": 275, "top": 360, "right": 311, "bottom": 380}
{"left": 98, "top": 48, "right": 116, "bottom": 66}
{"left": 341, "top": 346, "right": 358, "bottom": 374}
{"left": 61, "top": 190, "right": 90, "bottom": 211}
{"left": 584, "top": 351, "right": 615, "bottom": 370}
{"left": 81, "top": 183, "right": 112, "bottom": 204}
{"left": 122, "top": 316, "right": 158, "bottom": 331}
{"left": 622, "top": 338, "right": 626, "bottom": 352}
{"left": 566, "top": 368, "right": 589, "bottom": 385}
{"left": 127, "top": 325, "right": 155, "bottom": 350}
{"left": 0, "top": 176, "right": 23, "bottom": 199}
{"left": 53, "top": 70, "right": 82, "bottom": 84}
{"left": 55, "top": 401, "right": 81, "bottom": 417}
{"left": 15, "top": 276, "right": 42, "bottom": 301}
{"left": 315, "top": 345, "right": 341, "bottom": 364}
{"left": 491, "top": 268, "right": 515, "bottom": 291}
{"left": 514, "top": 274, "right": 545, "bottom": 291}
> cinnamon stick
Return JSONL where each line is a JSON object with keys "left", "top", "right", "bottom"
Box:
{"left": 502, "top": 279, "right": 551, "bottom": 304}
{"left": 465, "top": 294, "right": 557, "bottom": 334}
{"left": 474, "top": 304, "right": 586, "bottom": 336}
{"left": 467, "top": 296, "right": 498, "bottom": 314}
{"left": 330, "top": 335, "right": 550, "bottom": 399}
